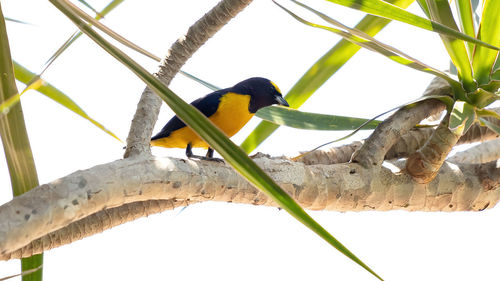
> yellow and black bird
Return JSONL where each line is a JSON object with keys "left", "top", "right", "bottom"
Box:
{"left": 151, "top": 77, "right": 289, "bottom": 160}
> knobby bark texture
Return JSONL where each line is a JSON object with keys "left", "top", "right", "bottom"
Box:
{"left": 124, "top": 0, "right": 253, "bottom": 158}
{"left": 351, "top": 77, "right": 449, "bottom": 168}
{"left": 298, "top": 121, "right": 500, "bottom": 166}
{"left": 1, "top": 155, "right": 500, "bottom": 260}
{"left": 449, "top": 139, "right": 500, "bottom": 164}
{"left": 3, "top": 199, "right": 184, "bottom": 260}
{"left": 406, "top": 113, "right": 461, "bottom": 183}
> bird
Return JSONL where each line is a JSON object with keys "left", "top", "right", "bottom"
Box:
{"left": 150, "top": 77, "right": 289, "bottom": 161}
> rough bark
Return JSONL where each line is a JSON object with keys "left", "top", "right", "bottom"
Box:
{"left": 124, "top": 0, "right": 253, "bottom": 158}
{"left": 1, "top": 155, "right": 499, "bottom": 260}
{"left": 449, "top": 139, "right": 500, "bottom": 164}
{"left": 351, "top": 77, "right": 449, "bottom": 168}
{"left": 2, "top": 199, "right": 184, "bottom": 260}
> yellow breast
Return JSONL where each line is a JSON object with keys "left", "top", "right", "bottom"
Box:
{"left": 151, "top": 92, "right": 253, "bottom": 148}
{"left": 208, "top": 93, "right": 254, "bottom": 138}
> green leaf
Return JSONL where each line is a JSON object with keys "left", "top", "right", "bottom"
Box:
{"left": 481, "top": 79, "right": 500, "bottom": 92}
{"left": 0, "top": 8, "right": 43, "bottom": 281}
{"left": 77, "top": 0, "right": 102, "bottom": 17}
{"left": 50, "top": 1, "right": 384, "bottom": 279}
{"left": 0, "top": 265, "right": 43, "bottom": 281}
{"left": 426, "top": 0, "right": 475, "bottom": 92}
{"left": 478, "top": 117, "right": 500, "bottom": 135}
{"left": 449, "top": 101, "right": 476, "bottom": 135}
{"left": 476, "top": 108, "right": 500, "bottom": 119}
{"left": 58, "top": 0, "right": 160, "bottom": 63}
{"left": 7, "top": 62, "right": 121, "bottom": 142}
{"left": 294, "top": 94, "right": 453, "bottom": 159}
{"left": 241, "top": 0, "right": 415, "bottom": 153}
{"left": 256, "top": 106, "right": 380, "bottom": 130}
{"left": 455, "top": 0, "right": 476, "bottom": 55}
{"left": 416, "top": 0, "right": 430, "bottom": 17}
{"left": 466, "top": 88, "right": 500, "bottom": 108}
{"left": 4, "top": 17, "right": 33, "bottom": 25}
{"left": 325, "top": 0, "right": 499, "bottom": 50}
{"left": 179, "top": 70, "right": 220, "bottom": 91}
{"left": 43, "top": 0, "right": 124, "bottom": 72}
{"left": 472, "top": 0, "right": 500, "bottom": 85}
{"left": 275, "top": 1, "right": 462, "bottom": 88}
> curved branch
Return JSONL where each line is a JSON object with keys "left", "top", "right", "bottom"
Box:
{"left": 449, "top": 139, "right": 500, "bottom": 164}
{"left": 124, "top": 0, "right": 253, "bottom": 158}
{"left": 2, "top": 199, "right": 184, "bottom": 260}
{"left": 406, "top": 112, "right": 461, "bottom": 183}
{"left": 296, "top": 128, "right": 435, "bottom": 165}
{"left": 1, "top": 155, "right": 499, "bottom": 259}
{"left": 351, "top": 77, "right": 449, "bottom": 168}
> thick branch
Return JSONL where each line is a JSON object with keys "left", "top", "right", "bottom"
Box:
{"left": 124, "top": 0, "right": 253, "bottom": 158}
{"left": 449, "top": 139, "right": 500, "bottom": 164}
{"left": 2, "top": 199, "right": 184, "bottom": 260}
{"left": 351, "top": 77, "right": 449, "bottom": 167}
{"left": 1, "top": 155, "right": 499, "bottom": 259}
{"left": 297, "top": 128, "right": 435, "bottom": 165}
{"left": 406, "top": 113, "right": 460, "bottom": 183}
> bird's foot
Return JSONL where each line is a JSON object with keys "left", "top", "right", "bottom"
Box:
{"left": 188, "top": 155, "right": 225, "bottom": 163}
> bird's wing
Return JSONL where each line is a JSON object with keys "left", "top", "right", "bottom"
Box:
{"left": 151, "top": 90, "right": 225, "bottom": 140}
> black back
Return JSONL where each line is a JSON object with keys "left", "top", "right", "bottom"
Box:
{"left": 151, "top": 90, "right": 225, "bottom": 140}
{"left": 151, "top": 77, "right": 285, "bottom": 140}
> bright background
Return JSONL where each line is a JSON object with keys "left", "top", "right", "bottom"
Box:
{"left": 1, "top": 0, "right": 499, "bottom": 280}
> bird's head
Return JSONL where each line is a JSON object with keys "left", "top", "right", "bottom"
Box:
{"left": 232, "top": 77, "right": 289, "bottom": 113}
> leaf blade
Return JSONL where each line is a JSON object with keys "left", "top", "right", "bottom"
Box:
{"left": 50, "top": 1, "right": 384, "bottom": 279}
{"left": 0, "top": 8, "right": 43, "bottom": 281}
{"left": 11, "top": 62, "right": 121, "bottom": 142}
{"left": 426, "top": 0, "right": 475, "bottom": 92}
{"left": 449, "top": 100, "right": 476, "bottom": 135}
{"left": 325, "top": 0, "right": 499, "bottom": 50}
{"left": 275, "top": 1, "right": 461, "bottom": 87}
{"left": 455, "top": 0, "right": 476, "bottom": 54}
{"left": 255, "top": 106, "right": 381, "bottom": 130}
{"left": 472, "top": 0, "right": 500, "bottom": 85}
{"left": 241, "top": 0, "right": 415, "bottom": 153}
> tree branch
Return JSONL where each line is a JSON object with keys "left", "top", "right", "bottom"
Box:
{"left": 351, "top": 77, "right": 449, "bottom": 168}
{"left": 449, "top": 139, "right": 500, "bottom": 164}
{"left": 124, "top": 0, "right": 253, "bottom": 158}
{"left": 1, "top": 155, "right": 499, "bottom": 259}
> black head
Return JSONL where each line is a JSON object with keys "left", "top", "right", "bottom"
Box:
{"left": 231, "top": 77, "right": 289, "bottom": 113}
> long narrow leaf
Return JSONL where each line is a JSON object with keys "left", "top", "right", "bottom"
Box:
{"left": 482, "top": 78, "right": 500, "bottom": 92}
{"left": 43, "top": 0, "right": 124, "bottom": 71}
{"left": 241, "top": 0, "right": 415, "bottom": 153}
{"left": 0, "top": 7, "right": 43, "bottom": 281}
{"left": 416, "top": 0, "right": 430, "bottom": 17}
{"left": 467, "top": 88, "right": 500, "bottom": 108}
{"left": 275, "top": 1, "right": 462, "bottom": 88}
{"left": 1, "top": 0, "right": 125, "bottom": 142}
{"left": 455, "top": 0, "right": 476, "bottom": 55}
{"left": 60, "top": 0, "right": 160, "bottom": 62}
{"left": 293, "top": 94, "right": 453, "bottom": 160}
{"left": 426, "top": 0, "right": 474, "bottom": 92}
{"left": 479, "top": 117, "right": 500, "bottom": 135}
{"left": 10, "top": 62, "right": 121, "bottom": 142}
{"left": 325, "top": 0, "right": 499, "bottom": 50}
{"left": 0, "top": 265, "right": 43, "bottom": 281}
{"left": 77, "top": 0, "right": 102, "bottom": 17}
{"left": 4, "top": 17, "right": 33, "bottom": 25}
{"left": 50, "top": 0, "right": 384, "bottom": 279}
{"left": 449, "top": 100, "right": 476, "bottom": 135}
{"left": 472, "top": 0, "right": 500, "bottom": 85}
{"left": 256, "top": 106, "right": 381, "bottom": 130}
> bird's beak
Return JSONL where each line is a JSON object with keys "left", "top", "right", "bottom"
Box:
{"left": 275, "top": 95, "right": 289, "bottom": 107}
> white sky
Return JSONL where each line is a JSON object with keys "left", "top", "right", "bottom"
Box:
{"left": 1, "top": 0, "right": 499, "bottom": 280}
